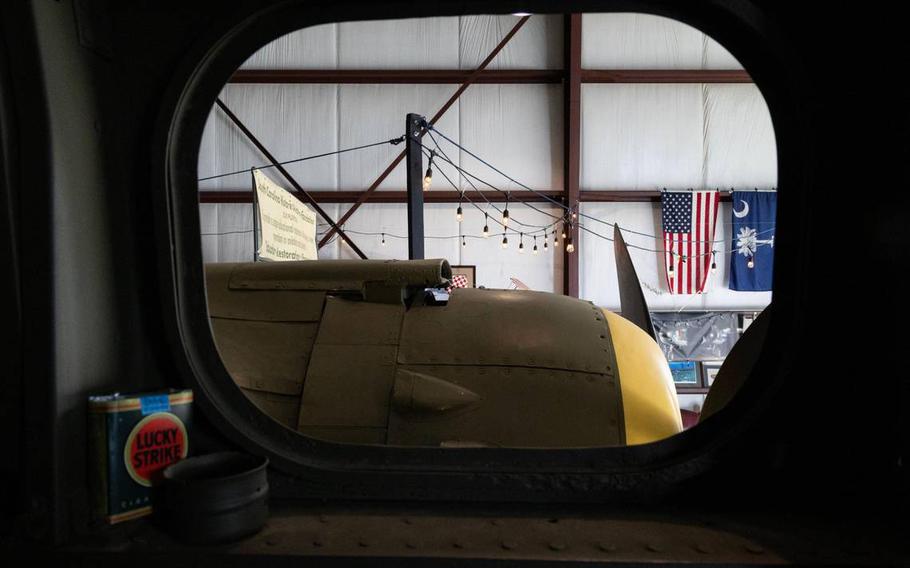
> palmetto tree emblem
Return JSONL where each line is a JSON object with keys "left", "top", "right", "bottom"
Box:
{"left": 736, "top": 227, "right": 757, "bottom": 257}
{"left": 736, "top": 226, "right": 774, "bottom": 257}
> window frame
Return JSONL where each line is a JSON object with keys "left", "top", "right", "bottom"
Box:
{"left": 154, "top": 0, "right": 808, "bottom": 502}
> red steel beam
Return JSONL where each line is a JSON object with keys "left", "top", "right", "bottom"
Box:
{"left": 228, "top": 69, "right": 752, "bottom": 85}
{"left": 198, "top": 189, "right": 734, "bottom": 204}
{"left": 317, "top": 15, "right": 532, "bottom": 249}
{"left": 231, "top": 69, "right": 563, "bottom": 84}
{"left": 581, "top": 69, "right": 752, "bottom": 83}
{"left": 563, "top": 14, "right": 582, "bottom": 298}
{"left": 199, "top": 189, "right": 564, "bottom": 204}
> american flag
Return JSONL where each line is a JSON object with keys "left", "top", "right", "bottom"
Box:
{"left": 661, "top": 191, "right": 720, "bottom": 294}
{"left": 446, "top": 274, "right": 469, "bottom": 292}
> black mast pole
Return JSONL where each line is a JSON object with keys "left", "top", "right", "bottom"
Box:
{"left": 405, "top": 113, "right": 425, "bottom": 260}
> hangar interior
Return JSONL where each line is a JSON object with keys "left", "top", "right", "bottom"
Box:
{"left": 196, "top": 12, "right": 776, "bottom": 442}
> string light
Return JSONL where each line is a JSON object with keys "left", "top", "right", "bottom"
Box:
{"left": 518, "top": 233, "right": 525, "bottom": 253}
{"left": 212, "top": 123, "right": 774, "bottom": 269}
{"left": 199, "top": 135, "right": 406, "bottom": 182}
{"left": 422, "top": 150, "right": 434, "bottom": 191}
{"left": 326, "top": 228, "right": 768, "bottom": 268}
{"left": 502, "top": 193, "right": 510, "bottom": 227}
{"left": 427, "top": 125, "right": 774, "bottom": 252}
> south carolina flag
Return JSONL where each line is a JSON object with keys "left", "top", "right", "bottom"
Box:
{"left": 729, "top": 191, "right": 776, "bottom": 291}
{"left": 661, "top": 190, "right": 720, "bottom": 294}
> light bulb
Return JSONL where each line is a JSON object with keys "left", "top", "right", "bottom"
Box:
{"left": 533, "top": 237, "right": 538, "bottom": 255}
{"left": 456, "top": 205, "right": 463, "bottom": 222}
{"left": 501, "top": 234, "right": 508, "bottom": 249}
{"left": 747, "top": 258, "right": 755, "bottom": 269}
{"left": 483, "top": 224, "right": 489, "bottom": 237}
{"left": 462, "top": 237, "right": 466, "bottom": 248}
{"left": 381, "top": 233, "right": 386, "bottom": 246}
{"left": 543, "top": 238, "right": 548, "bottom": 250}
{"left": 518, "top": 235, "right": 524, "bottom": 253}
{"left": 711, "top": 253, "right": 717, "bottom": 273}
{"left": 668, "top": 260, "right": 675, "bottom": 277}
{"left": 561, "top": 228, "right": 567, "bottom": 239}
{"left": 502, "top": 208, "right": 510, "bottom": 227}
{"left": 565, "top": 237, "right": 575, "bottom": 254}
{"left": 422, "top": 167, "right": 432, "bottom": 191}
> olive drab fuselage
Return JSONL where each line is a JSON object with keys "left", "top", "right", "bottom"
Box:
{"left": 206, "top": 259, "right": 682, "bottom": 448}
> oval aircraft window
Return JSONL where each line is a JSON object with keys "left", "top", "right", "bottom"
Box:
{"left": 192, "top": 11, "right": 776, "bottom": 453}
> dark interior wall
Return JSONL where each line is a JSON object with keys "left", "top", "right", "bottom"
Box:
{"left": 6, "top": 0, "right": 197, "bottom": 541}
{"left": 1, "top": 0, "right": 904, "bottom": 546}
{"left": 31, "top": 0, "right": 122, "bottom": 539}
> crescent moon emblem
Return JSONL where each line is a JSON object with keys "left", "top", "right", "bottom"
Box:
{"left": 733, "top": 199, "right": 750, "bottom": 218}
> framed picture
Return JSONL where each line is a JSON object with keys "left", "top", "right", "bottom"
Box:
{"left": 668, "top": 361, "right": 700, "bottom": 386}
{"left": 702, "top": 360, "right": 723, "bottom": 387}
{"left": 450, "top": 265, "right": 476, "bottom": 288}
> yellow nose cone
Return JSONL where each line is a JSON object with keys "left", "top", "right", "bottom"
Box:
{"left": 603, "top": 310, "right": 683, "bottom": 445}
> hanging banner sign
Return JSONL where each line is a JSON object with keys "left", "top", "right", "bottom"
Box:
{"left": 253, "top": 169, "right": 317, "bottom": 261}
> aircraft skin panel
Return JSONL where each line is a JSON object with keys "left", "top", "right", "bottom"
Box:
{"left": 209, "top": 318, "right": 316, "bottom": 395}
{"left": 206, "top": 263, "right": 327, "bottom": 322}
{"left": 603, "top": 310, "right": 683, "bottom": 445}
{"left": 398, "top": 288, "right": 614, "bottom": 374}
{"left": 388, "top": 364, "right": 622, "bottom": 448}
{"left": 240, "top": 389, "right": 301, "bottom": 430}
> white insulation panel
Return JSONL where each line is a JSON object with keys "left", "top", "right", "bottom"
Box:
{"left": 581, "top": 13, "right": 742, "bottom": 70}
{"left": 458, "top": 84, "right": 564, "bottom": 191}
{"left": 338, "top": 18, "right": 460, "bottom": 69}
{"left": 239, "top": 15, "right": 561, "bottom": 71}
{"left": 458, "top": 15, "right": 563, "bottom": 69}
{"left": 581, "top": 84, "right": 705, "bottom": 190}
{"left": 240, "top": 23, "right": 337, "bottom": 70}
{"left": 581, "top": 83, "right": 775, "bottom": 191}
{"left": 337, "top": 84, "right": 460, "bottom": 190}
{"left": 198, "top": 85, "right": 339, "bottom": 191}
{"left": 703, "top": 85, "right": 777, "bottom": 188}
{"left": 199, "top": 203, "right": 256, "bottom": 263}
{"left": 578, "top": 202, "right": 772, "bottom": 310}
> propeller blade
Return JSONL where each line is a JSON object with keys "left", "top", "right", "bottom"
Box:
{"left": 614, "top": 224, "right": 656, "bottom": 341}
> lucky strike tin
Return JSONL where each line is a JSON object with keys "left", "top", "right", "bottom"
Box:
{"left": 88, "top": 389, "right": 193, "bottom": 524}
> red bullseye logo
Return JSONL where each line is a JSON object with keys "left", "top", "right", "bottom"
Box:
{"left": 123, "top": 413, "right": 188, "bottom": 487}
